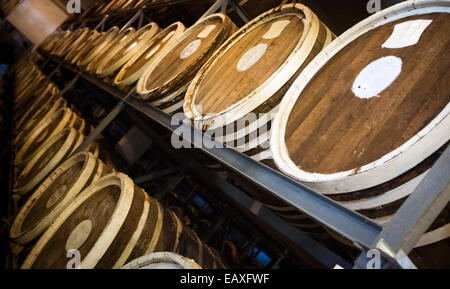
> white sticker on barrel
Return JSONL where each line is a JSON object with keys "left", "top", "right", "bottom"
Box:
{"left": 145, "top": 44, "right": 161, "bottom": 59}
{"left": 180, "top": 39, "right": 201, "bottom": 59}
{"left": 263, "top": 19, "right": 291, "bottom": 39}
{"left": 46, "top": 185, "right": 68, "bottom": 208}
{"left": 352, "top": 56, "right": 402, "bottom": 99}
{"left": 197, "top": 24, "right": 217, "bottom": 39}
{"left": 237, "top": 43, "right": 268, "bottom": 72}
{"left": 66, "top": 219, "right": 93, "bottom": 251}
{"left": 382, "top": 19, "right": 432, "bottom": 49}
{"left": 162, "top": 30, "right": 176, "bottom": 43}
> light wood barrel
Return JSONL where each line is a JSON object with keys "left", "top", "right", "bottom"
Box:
{"left": 95, "top": 22, "right": 161, "bottom": 78}
{"left": 64, "top": 29, "right": 96, "bottom": 63}
{"left": 77, "top": 27, "right": 120, "bottom": 69}
{"left": 10, "top": 152, "right": 113, "bottom": 245}
{"left": 13, "top": 127, "right": 88, "bottom": 196}
{"left": 45, "top": 30, "right": 71, "bottom": 54}
{"left": 122, "top": 252, "right": 202, "bottom": 269}
{"left": 136, "top": 13, "right": 237, "bottom": 115}
{"left": 114, "top": 21, "right": 186, "bottom": 87}
{"left": 86, "top": 27, "right": 137, "bottom": 74}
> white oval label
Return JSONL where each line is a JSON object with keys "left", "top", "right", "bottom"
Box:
{"left": 236, "top": 43, "right": 268, "bottom": 72}
{"left": 382, "top": 19, "right": 433, "bottom": 49}
{"left": 263, "top": 20, "right": 291, "bottom": 40}
{"left": 352, "top": 56, "right": 402, "bottom": 99}
{"left": 180, "top": 39, "right": 201, "bottom": 60}
{"left": 66, "top": 219, "right": 93, "bottom": 251}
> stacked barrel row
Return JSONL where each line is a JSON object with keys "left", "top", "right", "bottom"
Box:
{"left": 37, "top": 0, "right": 449, "bottom": 268}
{"left": 11, "top": 59, "right": 226, "bottom": 269}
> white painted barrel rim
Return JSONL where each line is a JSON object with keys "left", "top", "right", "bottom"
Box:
{"left": 10, "top": 152, "right": 97, "bottom": 245}
{"left": 114, "top": 21, "right": 186, "bottom": 87}
{"left": 184, "top": 3, "right": 327, "bottom": 131}
{"left": 21, "top": 172, "right": 135, "bottom": 269}
{"left": 136, "top": 13, "right": 230, "bottom": 97}
{"left": 270, "top": 0, "right": 450, "bottom": 193}
{"left": 122, "top": 252, "right": 202, "bottom": 269}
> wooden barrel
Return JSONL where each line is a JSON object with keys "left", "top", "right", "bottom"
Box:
{"left": 185, "top": 4, "right": 334, "bottom": 163}
{"left": 13, "top": 127, "right": 92, "bottom": 196}
{"left": 15, "top": 107, "right": 89, "bottom": 167}
{"left": 114, "top": 21, "right": 186, "bottom": 88}
{"left": 136, "top": 13, "right": 237, "bottom": 115}
{"left": 20, "top": 173, "right": 224, "bottom": 269}
{"left": 95, "top": 22, "right": 161, "bottom": 78}
{"left": 15, "top": 84, "right": 60, "bottom": 131}
{"left": 269, "top": 0, "right": 450, "bottom": 267}
{"left": 45, "top": 30, "right": 71, "bottom": 54}
{"left": 14, "top": 97, "right": 68, "bottom": 148}
{"left": 85, "top": 27, "right": 137, "bottom": 74}
{"left": 69, "top": 30, "right": 102, "bottom": 65}
{"left": 10, "top": 152, "right": 113, "bottom": 245}
{"left": 64, "top": 29, "right": 97, "bottom": 63}
{"left": 14, "top": 81, "right": 58, "bottom": 122}
{"left": 122, "top": 252, "right": 202, "bottom": 269}
{"left": 77, "top": 27, "right": 120, "bottom": 69}
{"left": 54, "top": 28, "right": 90, "bottom": 57}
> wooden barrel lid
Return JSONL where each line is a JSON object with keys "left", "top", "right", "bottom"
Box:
{"left": 14, "top": 127, "right": 81, "bottom": 196}
{"left": 40, "top": 31, "right": 64, "bottom": 52}
{"left": 95, "top": 22, "right": 161, "bottom": 77}
{"left": 184, "top": 4, "right": 333, "bottom": 130}
{"left": 114, "top": 22, "right": 186, "bottom": 86}
{"left": 86, "top": 27, "right": 136, "bottom": 73}
{"left": 10, "top": 152, "right": 104, "bottom": 245}
{"left": 122, "top": 252, "right": 202, "bottom": 269}
{"left": 271, "top": 0, "right": 450, "bottom": 193}
{"left": 136, "top": 13, "right": 236, "bottom": 100}
{"left": 21, "top": 173, "right": 139, "bottom": 269}
{"left": 77, "top": 27, "right": 120, "bottom": 68}
{"left": 15, "top": 107, "right": 74, "bottom": 167}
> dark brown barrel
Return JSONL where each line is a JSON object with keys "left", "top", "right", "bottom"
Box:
{"left": 21, "top": 173, "right": 225, "bottom": 269}
{"left": 269, "top": 1, "right": 450, "bottom": 268}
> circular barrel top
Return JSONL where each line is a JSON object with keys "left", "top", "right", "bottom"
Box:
{"left": 114, "top": 21, "right": 186, "bottom": 86}
{"left": 136, "top": 13, "right": 236, "bottom": 99}
{"left": 10, "top": 153, "right": 100, "bottom": 245}
{"left": 122, "top": 252, "right": 202, "bottom": 269}
{"left": 21, "top": 173, "right": 135, "bottom": 269}
{"left": 271, "top": 1, "right": 450, "bottom": 193}
{"left": 78, "top": 27, "right": 119, "bottom": 68}
{"left": 96, "top": 22, "right": 160, "bottom": 77}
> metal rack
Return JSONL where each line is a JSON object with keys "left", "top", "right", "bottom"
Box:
{"left": 30, "top": 0, "right": 450, "bottom": 269}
